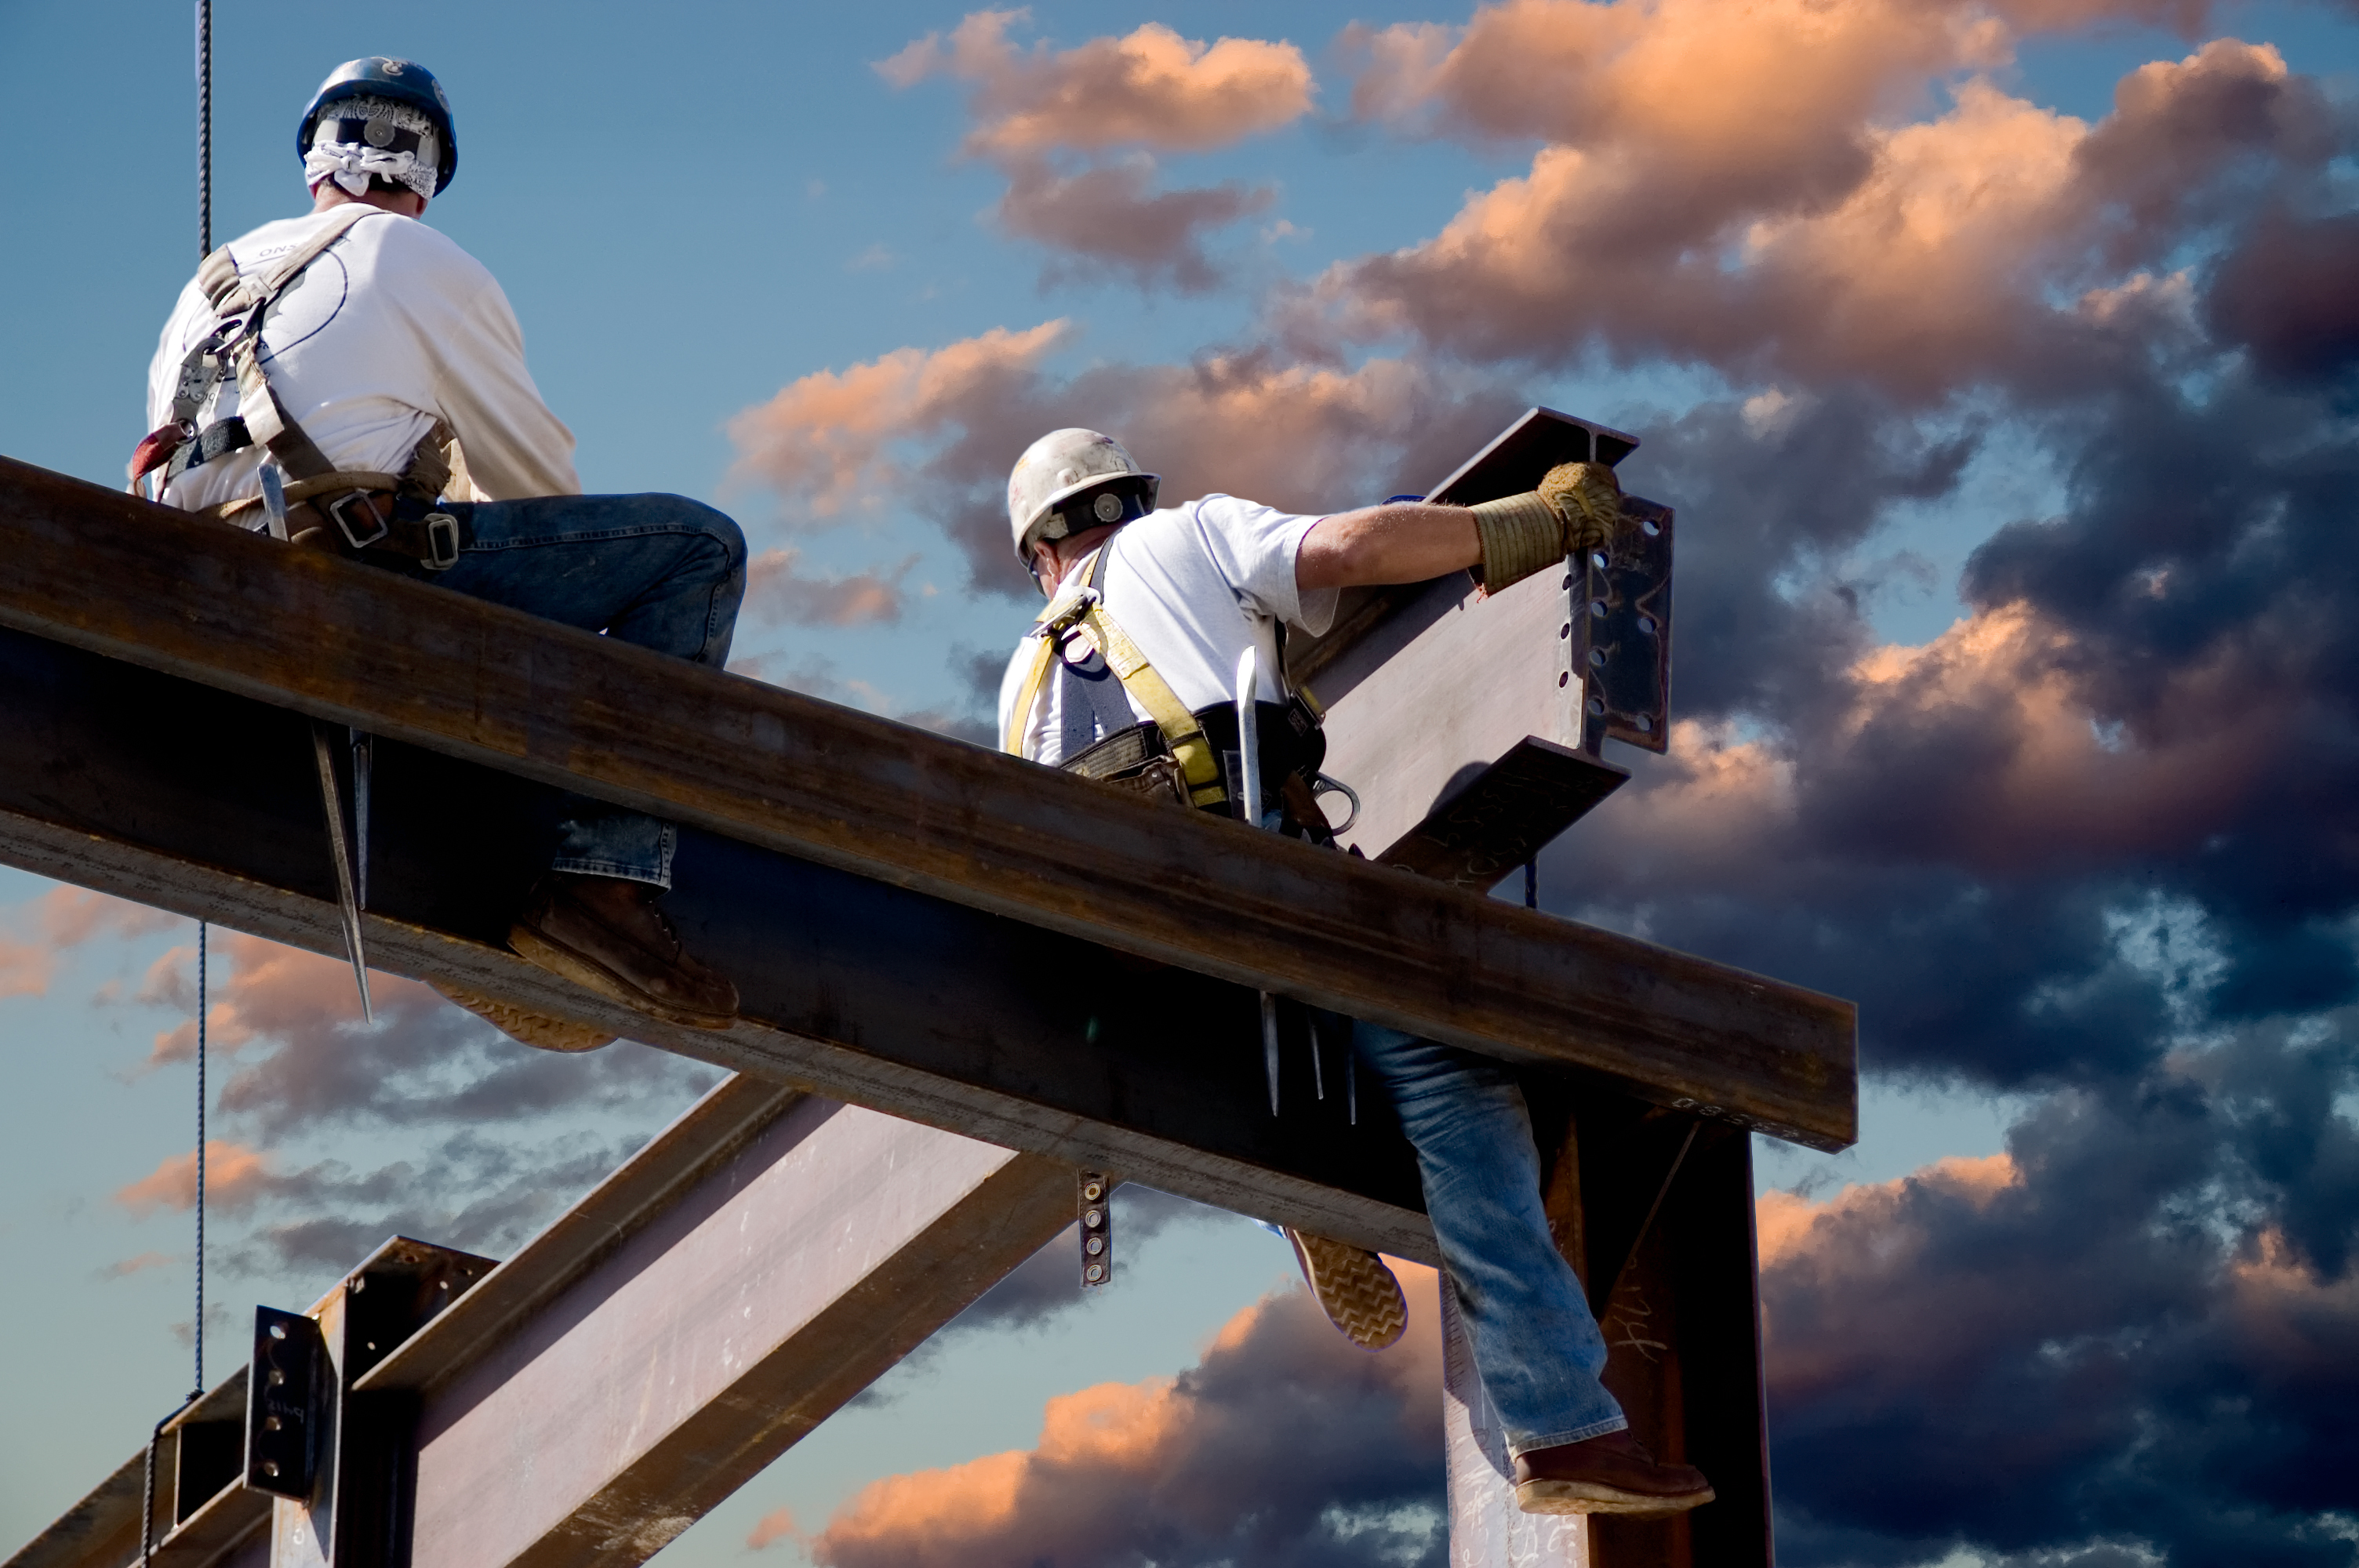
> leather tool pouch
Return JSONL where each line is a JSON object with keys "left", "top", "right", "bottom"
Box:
{"left": 1061, "top": 724, "right": 1192, "bottom": 808}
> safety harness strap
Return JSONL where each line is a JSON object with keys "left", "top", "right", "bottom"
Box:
{"left": 1003, "top": 547, "right": 1228, "bottom": 808}
{"left": 129, "top": 205, "right": 376, "bottom": 490}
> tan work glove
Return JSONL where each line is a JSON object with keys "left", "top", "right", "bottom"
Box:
{"left": 1467, "top": 461, "right": 1626, "bottom": 593}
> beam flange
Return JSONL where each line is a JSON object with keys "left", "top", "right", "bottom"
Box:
{"left": 390, "top": 1091, "right": 1076, "bottom": 1568}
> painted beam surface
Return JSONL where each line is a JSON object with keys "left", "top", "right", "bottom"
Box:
{"left": 391, "top": 1089, "right": 1074, "bottom": 1568}
{"left": 0, "top": 456, "right": 1855, "bottom": 1151}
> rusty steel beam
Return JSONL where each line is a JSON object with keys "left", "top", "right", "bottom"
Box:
{"left": 0, "top": 625, "right": 1434, "bottom": 1258}
{"left": 0, "top": 456, "right": 1856, "bottom": 1152}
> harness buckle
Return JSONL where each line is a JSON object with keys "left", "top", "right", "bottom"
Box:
{"left": 1032, "top": 585, "right": 1102, "bottom": 641}
{"left": 421, "top": 512, "right": 461, "bottom": 572}
{"left": 327, "top": 490, "right": 391, "bottom": 552}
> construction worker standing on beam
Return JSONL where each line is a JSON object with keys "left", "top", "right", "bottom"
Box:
{"left": 999, "top": 429, "right": 1713, "bottom": 1519}
{"left": 134, "top": 58, "right": 741, "bottom": 1035}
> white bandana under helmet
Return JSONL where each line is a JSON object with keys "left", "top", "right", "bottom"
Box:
{"left": 303, "top": 94, "right": 439, "bottom": 202}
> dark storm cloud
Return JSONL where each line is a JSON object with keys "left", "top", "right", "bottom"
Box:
{"left": 1764, "top": 1022, "right": 2359, "bottom": 1566}
{"left": 813, "top": 1277, "right": 1447, "bottom": 1568}
{"left": 221, "top": 1131, "right": 652, "bottom": 1277}
{"left": 147, "top": 932, "right": 721, "bottom": 1141}
{"left": 2208, "top": 209, "right": 2359, "bottom": 383}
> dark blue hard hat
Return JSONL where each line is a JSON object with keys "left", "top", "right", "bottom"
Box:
{"left": 297, "top": 58, "right": 458, "bottom": 195}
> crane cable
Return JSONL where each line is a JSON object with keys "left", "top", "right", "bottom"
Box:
{"left": 141, "top": 9, "right": 213, "bottom": 1559}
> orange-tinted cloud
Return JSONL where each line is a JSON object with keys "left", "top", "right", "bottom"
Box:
{"left": 140, "top": 931, "right": 394, "bottom": 1072}
{"left": 745, "top": 1507, "right": 801, "bottom": 1552}
{"left": 1757, "top": 1152, "right": 2019, "bottom": 1268}
{"left": 728, "top": 321, "right": 1070, "bottom": 523}
{"left": 746, "top": 547, "right": 919, "bottom": 626}
{"left": 1313, "top": 4, "right": 2328, "bottom": 396}
{"left": 997, "top": 154, "right": 1275, "bottom": 292}
{"left": 881, "top": 13, "right": 1312, "bottom": 290}
{"left": 812, "top": 1264, "right": 1442, "bottom": 1568}
{"left": 881, "top": 12, "right": 1313, "bottom": 155}
{"left": 113, "top": 1141, "right": 276, "bottom": 1216}
{"left": 728, "top": 324, "right": 1526, "bottom": 589}
{"left": 101, "top": 1250, "right": 176, "bottom": 1279}
{"left": 1576, "top": 590, "right": 2281, "bottom": 903}
{"left": 35, "top": 886, "right": 183, "bottom": 947}
{"left": 0, "top": 885, "right": 184, "bottom": 1000}
{"left": 0, "top": 937, "right": 50, "bottom": 1000}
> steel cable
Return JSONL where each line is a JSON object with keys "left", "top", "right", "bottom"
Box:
{"left": 196, "top": 0, "right": 212, "bottom": 256}
{"left": 147, "top": 10, "right": 216, "bottom": 1552}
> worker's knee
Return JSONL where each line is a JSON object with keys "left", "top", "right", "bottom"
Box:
{"left": 638, "top": 495, "right": 746, "bottom": 576}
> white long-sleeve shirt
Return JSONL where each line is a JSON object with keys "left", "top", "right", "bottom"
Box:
{"left": 147, "top": 207, "right": 580, "bottom": 514}
{"left": 999, "top": 495, "right": 1341, "bottom": 766}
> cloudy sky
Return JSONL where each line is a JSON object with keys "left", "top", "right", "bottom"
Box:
{"left": 5, "top": 0, "right": 2359, "bottom": 1563}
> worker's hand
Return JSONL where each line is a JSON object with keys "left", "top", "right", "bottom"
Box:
{"left": 1537, "top": 462, "right": 1623, "bottom": 554}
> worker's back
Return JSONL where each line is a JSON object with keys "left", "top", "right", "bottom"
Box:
{"left": 147, "top": 207, "right": 580, "bottom": 514}
{"left": 998, "top": 493, "right": 1338, "bottom": 766}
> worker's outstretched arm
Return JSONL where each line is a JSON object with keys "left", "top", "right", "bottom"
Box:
{"left": 1295, "top": 503, "right": 1479, "bottom": 590}
{"left": 1296, "top": 463, "right": 1625, "bottom": 593}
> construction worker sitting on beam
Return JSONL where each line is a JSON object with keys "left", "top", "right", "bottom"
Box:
{"left": 133, "top": 57, "right": 741, "bottom": 1037}
{"left": 999, "top": 428, "right": 1712, "bottom": 1519}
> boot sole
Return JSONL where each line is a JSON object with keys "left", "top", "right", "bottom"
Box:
{"left": 508, "top": 923, "right": 738, "bottom": 1030}
{"left": 428, "top": 980, "right": 616, "bottom": 1054}
{"left": 1514, "top": 1479, "right": 1715, "bottom": 1517}
{"left": 1289, "top": 1230, "right": 1408, "bottom": 1351}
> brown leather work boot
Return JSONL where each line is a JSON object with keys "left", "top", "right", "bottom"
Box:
{"left": 1513, "top": 1428, "right": 1714, "bottom": 1516}
{"left": 1285, "top": 1228, "right": 1408, "bottom": 1350}
{"left": 507, "top": 873, "right": 740, "bottom": 1029}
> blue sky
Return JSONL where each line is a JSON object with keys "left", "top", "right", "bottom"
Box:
{"left": 6, "top": 2, "right": 2359, "bottom": 1563}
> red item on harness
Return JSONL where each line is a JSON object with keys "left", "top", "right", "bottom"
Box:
{"left": 128, "top": 423, "right": 189, "bottom": 488}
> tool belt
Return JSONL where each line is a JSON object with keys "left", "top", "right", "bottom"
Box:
{"left": 1063, "top": 698, "right": 1327, "bottom": 829}
{"left": 283, "top": 485, "right": 463, "bottom": 571}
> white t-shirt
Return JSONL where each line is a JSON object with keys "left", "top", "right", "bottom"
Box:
{"left": 999, "top": 494, "right": 1341, "bottom": 765}
{"left": 147, "top": 207, "right": 580, "bottom": 515}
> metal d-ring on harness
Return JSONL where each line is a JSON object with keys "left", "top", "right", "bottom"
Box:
{"left": 126, "top": 207, "right": 464, "bottom": 572}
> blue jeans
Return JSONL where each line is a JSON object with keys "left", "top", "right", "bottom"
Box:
{"left": 409, "top": 492, "right": 747, "bottom": 887}
{"left": 1358, "top": 1022, "right": 1627, "bottom": 1455}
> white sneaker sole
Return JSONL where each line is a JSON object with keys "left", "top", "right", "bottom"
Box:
{"left": 1287, "top": 1229, "right": 1408, "bottom": 1350}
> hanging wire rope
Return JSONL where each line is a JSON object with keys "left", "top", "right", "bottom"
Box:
{"left": 196, "top": 0, "right": 212, "bottom": 256}
{"left": 140, "top": 920, "right": 209, "bottom": 1565}
{"left": 145, "top": 13, "right": 216, "bottom": 1558}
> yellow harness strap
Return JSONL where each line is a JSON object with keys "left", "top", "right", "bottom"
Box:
{"left": 1004, "top": 546, "right": 1228, "bottom": 808}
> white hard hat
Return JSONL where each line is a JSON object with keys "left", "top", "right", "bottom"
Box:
{"left": 1007, "top": 427, "right": 1160, "bottom": 564}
